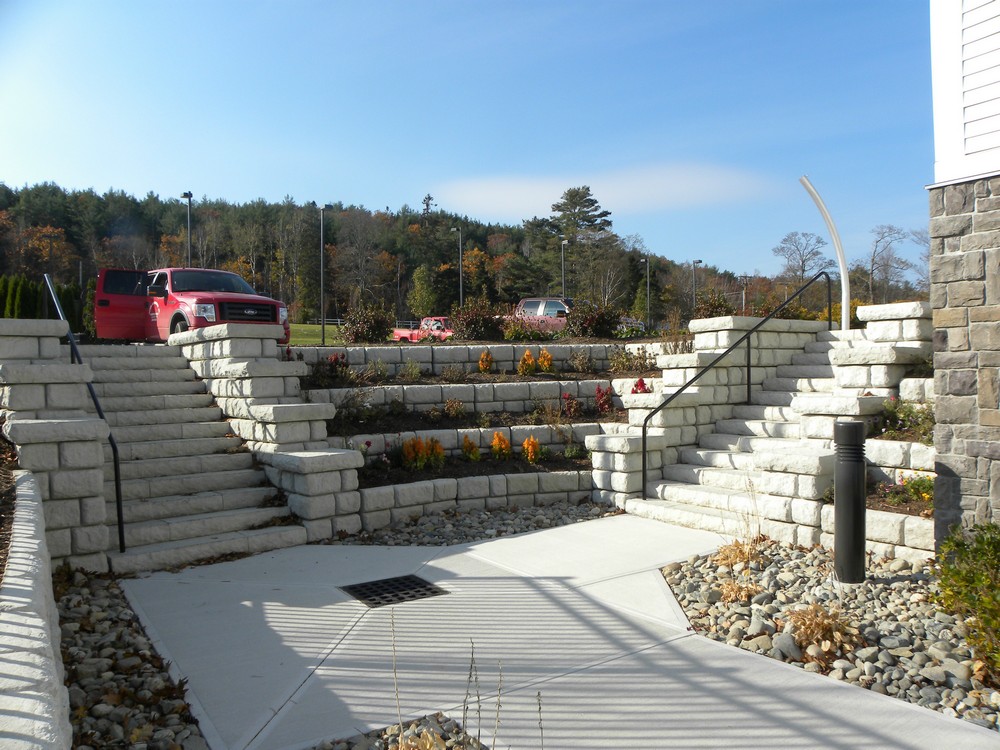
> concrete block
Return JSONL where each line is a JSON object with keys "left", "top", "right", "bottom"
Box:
{"left": 361, "top": 510, "right": 391, "bottom": 531}
{"left": 49, "top": 469, "right": 103, "bottom": 499}
{"left": 903, "top": 515, "right": 935, "bottom": 551}
{"left": 71, "top": 524, "right": 108, "bottom": 554}
{"left": 866, "top": 510, "right": 906, "bottom": 545}
{"left": 59, "top": 441, "right": 104, "bottom": 469}
{"left": 337, "top": 491, "right": 361, "bottom": 515}
{"left": 331, "top": 514, "right": 362, "bottom": 536}
{"left": 292, "top": 471, "right": 342, "bottom": 496}
{"left": 15, "top": 443, "right": 59, "bottom": 472}
{"left": 395, "top": 481, "right": 435, "bottom": 508}
{"left": 456, "top": 475, "right": 490, "bottom": 500}
{"left": 287, "top": 492, "right": 337, "bottom": 520}
{"left": 301, "top": 518, "right": 333, "bottom": 542}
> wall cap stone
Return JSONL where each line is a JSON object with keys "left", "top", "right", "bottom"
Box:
{"left": 857, "top": 301, "right": 932, "bottom": 322}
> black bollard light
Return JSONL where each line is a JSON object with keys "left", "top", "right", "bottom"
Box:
{"left": 833, "top": 420, "right": 867, "bottom": 583}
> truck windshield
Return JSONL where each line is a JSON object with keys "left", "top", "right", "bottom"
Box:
{"left": 171, "top": 270, "right": 258, "bottom": 295}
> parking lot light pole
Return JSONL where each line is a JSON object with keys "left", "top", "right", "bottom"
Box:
{"left": 692, "top": 259, "right": 703, "bottom": 311}
{"left": 181, "top": 192, "right": 193, "bottom": 267}
{"left": 451, "top": 227, "right": 463, "bottom": 306}
{"left": 640, "top": 256, "right": 650, "bottom": 330}
{"left": 561, "top": 239, "right": 568, "bottom": 298}
{"left": 320, "top": 204, "right": 333, "bottom": 345}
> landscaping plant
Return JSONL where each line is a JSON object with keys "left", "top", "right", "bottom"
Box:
{"left": 631, "top": 377, "right": 652, "bottom": 394}
{"left": 401, "top": 436, "right": 445, "bottom": 472}
{"left": 594, "top": 384, "right": 614, "bottom": 415}
{"left": 490, "top": 431, "right": 511, "bottom": 460}
{"left": 936, "top": 523, "right": 1000, "bottom": 686}
{"left": 537, "top": 348, "right": 555, "bottom": 373}
{"left": 478, "top": 350, "right": 493, "bottom": 374}
{"left": 517, "top": 350, "right": 537, "bottom": 375}
{"left": 874, "top": 396, "right": 934, "bottom": 445}
{"left": 342, "top": 301, "right": 394, "bottom": 344}
{"left": 522, "top": 435, "right": 541, "bottom": 464}
{"left": 461, "top": 435, "right": 481, "bottom": 462}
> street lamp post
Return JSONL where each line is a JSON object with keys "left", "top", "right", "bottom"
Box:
{"left": 739, "top": 274, "right": 751, "bottom": 315}
{"left": 691, "top": 259, "right": 703, "bottom": 311}
{"left": 560, "top": 239, "right": 568, "bottom": 298}
{"left": 450, "top": 227, "right": 463, "bottom": 306}
{"left": 181, "top": 192, "right": 193, "bottom": 267}
{"left": 639, "top": 256, "right": 650, "bottom": 331}
{"left": 320, "top": 204, "right": 334, "bottom": 345}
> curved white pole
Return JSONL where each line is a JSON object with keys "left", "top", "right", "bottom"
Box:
{"left": 800, "top": 175, "right": 850, "bottom": 331}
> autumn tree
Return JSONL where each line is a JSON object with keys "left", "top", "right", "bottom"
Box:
{"left": 864, "top": 224, "right": 911, "bottom": 303}
{"left": 771, "top": 231, "right": 833, "bottom": 284}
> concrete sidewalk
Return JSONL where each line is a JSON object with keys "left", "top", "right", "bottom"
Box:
{"left": 121, "top": 515, "right": 999, "bottom": 750}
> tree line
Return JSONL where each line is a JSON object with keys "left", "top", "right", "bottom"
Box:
{"left": 0, "top": 181, "right": 927, "bottom": 330}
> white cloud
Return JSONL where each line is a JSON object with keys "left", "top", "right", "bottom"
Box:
{"left": 435, "top": 162, "right": 774, "bottom": 223}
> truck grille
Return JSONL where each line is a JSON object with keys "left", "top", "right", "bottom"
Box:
{"left": 219, "top": 302, "right": 277, "bottom": 323}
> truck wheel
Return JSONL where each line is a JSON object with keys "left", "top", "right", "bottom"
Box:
{"left": 171, "top": 318, "right": 189, "bottom": 334}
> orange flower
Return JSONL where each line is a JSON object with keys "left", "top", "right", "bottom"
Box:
{"left": 479, "top": 350, "right": 494, "bottom": 374}
{"left": 491, "top": 431, "right": 511, "bottom": 459}
{"left": 517, "top": 350, "right": 537, "bottom": 375}
{"left": 522, "top": 435, "right": 541, "bottom": 464}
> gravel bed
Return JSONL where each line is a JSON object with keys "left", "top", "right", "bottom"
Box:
{"left": 662, "top": 538, "right": 1000, "bottom": 734}
{"left": 54, "top": 503, "right": 999, "bottom": 747}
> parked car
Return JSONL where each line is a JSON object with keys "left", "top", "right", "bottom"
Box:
{"left": 391, "top": 316, "right": 454, "bottom": 342}
{"left": 513, "top": 297, "right": 573, "bottom": 332}
{"left": 94, "top": 267, "right": 290, "bottom": 343}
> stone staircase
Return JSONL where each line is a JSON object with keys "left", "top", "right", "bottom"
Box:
{"left": 75, "top": 343, "right": 306, "bottom": 574}
{"left": 631, "top": 329, "right": 869, "bottom": 541}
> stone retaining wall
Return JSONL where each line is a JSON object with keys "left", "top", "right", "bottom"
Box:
{"left": 0, "top": 471, "right": 72, "bottom": 749}
{"left": 0, "top": 319, "right": 110, "bottom": 571}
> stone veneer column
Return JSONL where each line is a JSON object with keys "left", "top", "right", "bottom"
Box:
{"left": 928, "top": 178, "right": 1000, "bottom": 539}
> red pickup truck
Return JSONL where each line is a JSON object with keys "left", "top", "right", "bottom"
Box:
{"left": 391, "top": 316, "right": 453, "bottom": 342}
{"left": 94, "top": 267, "right": 290, "bottom": 343}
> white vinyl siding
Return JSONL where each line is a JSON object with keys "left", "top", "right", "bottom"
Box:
{"left": 932, "top": 0, "right": 1000, "bottom": 182}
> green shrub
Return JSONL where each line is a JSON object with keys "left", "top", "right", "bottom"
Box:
{"left": 693, "top": 289, "right": 735, "bottom": 319}
{"left": 608, "top": 345, "right": 654, "bottom": 374}
{"left": 936, "top": 523, "right": 1000, "bottom": 686}
{"left": 451, "top": 296, "right": 505, "bottom": 341}
{"left": 564, "top": 300, "right": 622, "bottom": 338}
{"left": 502, "top": 316, "right": 551, "bottom": 341}
{"left": 342, "top": 301, "right": 393, "bottom": 344}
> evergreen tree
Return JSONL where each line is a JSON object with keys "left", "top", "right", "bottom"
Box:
{"left": 406, "top": 265, "right": 438, "bottom": 318}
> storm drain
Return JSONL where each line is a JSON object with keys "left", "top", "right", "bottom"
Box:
{"left": 340, "top": 574, "right": 448, "bottom": 608}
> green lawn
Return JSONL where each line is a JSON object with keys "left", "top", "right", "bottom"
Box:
{"left": 289, "top": 323, "right": 345, "bottom": 346}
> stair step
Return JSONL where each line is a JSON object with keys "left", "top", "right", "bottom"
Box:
{"left": 104, "top": 452, "right": 255, "bottom": 481}
{"left": 107, "top": 526, "right": 308, "bottom": 575}
{"left": 118, "top": 506, "right": 292, "bottom": 548}
{"left": 678, "top": 447, "right": 755, "bottom": 470}
{"left": 90, "top": 393, "right": 216, "bottom": 414}
{"left": 649, "top": 480, "right": 798, "bottom": 523}
{"left": 91, "top": 368, "right": 197, "bottom": 384}
{"left": 660, "top": 462, "right": 830, "bottom": 500}
{"left": 775, "top": 364, "right": 834, "bottom": 379}
{"left": 816, "top": 329, "right": 866, "bottom": 342}
{"left": 790, "top": 352, "right": 832, "bottom": 366}
{"left": 699, "top": 433, "right": 831, "bottom": 455}
{"left": 730, "top": 404, "right": 799, "bottom": 422}
{"left": 714, "top": 419, "right": 801, "bottom": 439}
{"left": 106, "top": 467, "right": 268, "bottom": 502}
{"left": 86, "top": 355, "right": 192, "bottom": 371}
{"left": 107, "top": 421, "right": 234, "bottom": 444}
{"left": 761, "top": 377, "right": 834, "bottom": 393}
{"left": 92, "top": 380, "right": 208, "bottom": 398}
{"left": 748, "top": 391, "right": 795, "bottom": 406}
{"left": 73, "top": 344, "right": 182, "bottom": 359}
{"left": 103, "top": 406, "right": 223, "bottom": 427}
{"left": 620, "top": 496, "right": 740, "bottom": 537}
{"left": 104, "top": 436, "right": 244, "bottom": 462}
{"left": 109, "top": 486, "right": 279, "bottom": 524}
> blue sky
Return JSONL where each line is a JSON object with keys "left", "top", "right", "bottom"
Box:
{"left": 0, "top": 1, "right": 932, "bottom": 278}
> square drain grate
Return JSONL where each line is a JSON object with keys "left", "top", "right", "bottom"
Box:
{"left": 340, "top": 574, "right": 448, "bottom": 608}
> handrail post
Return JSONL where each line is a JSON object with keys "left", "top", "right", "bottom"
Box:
{"left": 43, "top": 275, "right": 126, "bottom": 553}
{"left": 745, "top": 333, "right": 752, "bottom": 404}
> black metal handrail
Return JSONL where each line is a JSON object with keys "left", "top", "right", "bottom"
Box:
{"left": 640, "top": 271, "right": 833, "bottom": 494}
{"left": 42, "top": 275, "right": 126, "bottom": 553}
